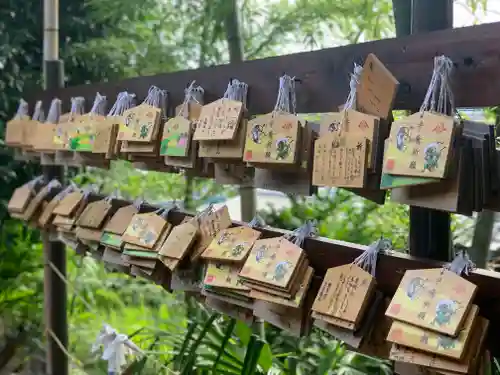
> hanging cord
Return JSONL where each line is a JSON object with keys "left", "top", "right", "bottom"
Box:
{"left": 80, "top": 183, "right": 100, "bottom": 202}
{"left": 14, "top": 99, "right": 29, "bottom": 119}
{"left": 419, "top": 55, "right": 455, "bottom": 116}
{"left": 90, "top": 92, "right": 107, "bottom": 115}
{"left": 108, "top": 92, "right": 137, "bottom": 117}
{"left": 248, "top": 214, "right": 266, "bottom": 228}
{"left": 70, "top": 96, "right": 86, "bottom": 117}
{"left": 25, "top": 175, "right": 46, "bottom": 192}
{"left": 353, "top": 237, "right": 392, "bottom": 276}
{"left": 154, "top": 201, "right": 178, "bottom": 219}
{"left": 143, "top": 86, "right": 168, "bottom": 119}
{"left": 32, "top": 101, "right": 45, "bottom": 122}
{"left": 444, "top": 248, "right": 475, "bottom": 276}
{"left": 46, "top": 98, "right": 62, "bottom": 123}
{"left": 53, "top": 183, "right": 77, "bottom": 201}
{"left": 284, "top": 220, "right": 317, "bottom": 247}
{"left": 273, "top": 74, "right": 297, "bottom": 114}
{"left": 223, "top": 79, "right": 248, "bottom": 108}
{"left": 103, "top": 189, "right": 120, "bottom": 204}
{"left": 343, "top": 63, "right": 363, "bottom": 110}
{"left": 178, "top": 81, "right": 204, "bottom": 119}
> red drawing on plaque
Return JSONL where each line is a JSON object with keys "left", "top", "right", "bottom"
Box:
{"left": 358, "top": 120, "right": 369, "bottom": 130}
{"left": 205, "top": 275, "right": 215, "bottom": 283}
{"left": 240, "top": 266, "right": 250, "bottom": 275}
{"left": 245, "top": 151, "right": 253, "bottom": 160}
{"left": 453, "top": 283, "right": 466, "bottom": 295}
{"left": 432, "top": 123, "right": 447, "bottom": 133}
{"left": 385, "top": 159, "right": 395, "bottom": 171}
{"left": 390, "top": 327, "right": 404, "bottom": 341}
{"left": 390, "top": 303, "right": 401, "bottom": 315}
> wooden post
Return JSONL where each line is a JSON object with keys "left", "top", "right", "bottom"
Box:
{"left": 43, "top": 0, "right": 68, "bottom": 374}
{"left": 393, "top": 0, "right": 453, "bottom": 262}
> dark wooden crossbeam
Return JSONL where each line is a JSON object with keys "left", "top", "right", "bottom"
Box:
{"left": 29, "top": 21, "right": 500, "bottom": 115}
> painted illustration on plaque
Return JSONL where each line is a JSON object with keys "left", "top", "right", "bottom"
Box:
{"left": 124, "top": 215, "right": 158, "bottom": 246}
{"left": 202, "top": 226, "right": 261, "bottom": 262}
{"left": 423, "top": 142, "right": 446, "bottom": 172}
{"left": 275, "top": 137, "right": 293, "bottom": 160}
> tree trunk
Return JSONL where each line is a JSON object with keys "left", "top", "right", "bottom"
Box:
{"left": 223, "top": 0, "right": 256, "bottom": 222}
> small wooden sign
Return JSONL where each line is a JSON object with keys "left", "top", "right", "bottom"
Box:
{"left": 193, "top": 99, "right": 243, "bottom": 141}
{"left": 201, "top": 226, "right": 261, "bottom": 262}
{"left": 118, "top": 104, "right": 161, "bottom": 142}
{"left": 389, "top": 317, "right": 488, "bottom": 374}
{"left": 356, "top": 53, "right": 399, "bottom": 120}
{"left": 5, "top": 115, "right": 30, "bottom": 146}
{"left": 92, "top": 117, "right": 120, "bottom": 155}
{"left": 250, "top": 266, "right": 314, "bottom": 308}
{"left": 102, "top": 204, "right": 138, "bottom": 235}
{"left": 239, "top": 237, "right": 304, "bottom": 289}
{"left": 313, "top": 135, "right": 368, "bottom": 188}
{"left": 198, "top": 119, "right": 247, "bottom": 159}
{"left": 160, "top": 116, "right": 192, "bottom": 157}
{"left": 158, "top": 220, "right": 198, "bottom": 259}
{"left": 243, "top": 112, "right": 300, "bottom": 164}
{"left": 384, "top": 112, "right": 455, "bottom": 178}
{"left": 312, "top": 264, "right": 375, "bottom": 329}
{"left": 386, "top": 269, "right": 477, "bottom": 336}
{"left": 8, "top": 184, "right": 33, "bottom": 213}
{"left": 76, "top": 199, "right": 112, "bottom": 229}
{"left": 53, "top": 191, "right": 84, "bottom": 217}
{"left": 38, "top": 195, "right": 63, "bottom": 228}
{"left": 122, "top": 212, "right": 168, "bottom": 249}
{"left": 204, "top": 262, "right": 249, "bottom": 291}
{"left": 190, "top": 205, "right": 232, "bottom": 261}
{"left": 387, "top": 305, "right": 478, "bottom": 360}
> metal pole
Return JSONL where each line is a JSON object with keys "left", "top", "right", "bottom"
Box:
{"left": 393, "top": 0, "right": 453, "bottom": 262}
{"left": 43, "top": 0, "right": 67, "bottom": 374}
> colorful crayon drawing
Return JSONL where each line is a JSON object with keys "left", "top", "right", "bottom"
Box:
{"left": 273, "top": 261, "right": 292, "bottom": 281}
{"left": 405, "top": 277, "right": 426, "bottom": 300}
{"left": 432, "top": 299, "right": 458, "bottom": 327}
{"left": 423, "top": 142, "right": 446, "bottom": 172}
{"left": 160, "top": 132, "right": 189, "bottom": 156}
{"left": 275, "top": 137, "right": 293, "bottom": 160}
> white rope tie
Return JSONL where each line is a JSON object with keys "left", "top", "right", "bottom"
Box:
{"left": 46, "top": 98, "right": 62, "bottom": 123}
{"left": 14, "top": 99, "right": 29, "bottom": 119}
{"left": 284, "top": 220, "right": 317, "bottom": 247}
{"left": 90, "top": 92, "right": 107, "bottom": 115}
{"left": 353, "top": 238, "right": 392, "bottom": 276}
{"left": 70, "top": 97, "right": 86, "bottom": 115}
{"left": 344, "top": 63, "right": 363, "bottom": 110}
{"left": 32, "top": 101, "right": 45, "bottom": 122}
{"left": 108, "top": 92, "right": 136, "bottom": 116}
{"left": 273, "top": 75, "right": 297, "bottom": 114}
{"left": 445, "top": 250, "right": 475, "bottom": 276}
{"left": 179, "top": 81, "right": 203, "bottom": 118}
{"left": 223, "top": 79, "right": 248, "bottom": 107}
{"left": 419, "top": 55, "right": 455, "bottom": 116}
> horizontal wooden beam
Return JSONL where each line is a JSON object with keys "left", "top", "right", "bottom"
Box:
{"left": 95, "top": 197, "right": 500, "bottom": 354}
{"left": 29, "top": 21, "right": 500, "bottom": 115}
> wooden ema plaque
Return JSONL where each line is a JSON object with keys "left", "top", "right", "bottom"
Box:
{"left": 5, "top": 115, "right": 30, "bottom": 146}
{"left": 198, "top": 119, "right": 247, "bottom": 159}
{"left": 383, "top": 112, "right": 455, "bottom": 179}
{"left": 66, "top": 114, "right": 106, "bottom": 152}
{"left": 313, "top": 134, "right": 368, "bottom": 188}
{"left": 201, "top": 226, "right": 261, "bottom": 263}
{"left": 38, "top": 195, "right": 63, "bottom": 229}
{"left": 387, "top": 305, "right": 478, "bottom": 360}
{"left": 8, "top": 184, "right": 33, "bottom": 213}
{"left": 118, "top": 104, "right": 161, "bottom": 142}
{"left": 158, "top": 220, "right": 198, "bottom": 271}
{"left": 100, "top": 205, "right": 138, "bottom": 249}
{"left": 159, "top": 116, "right": 192, "bottom": 157}
{"left": 249, "top": 266, "right": 314, "bottom": 308}
{"left": 312, "top": 264, "right": 375, "bottom": 330}
{"left": 193, "top": 99, "right": 244, "bottom": 141}
{"left": 386, "top": 269, "right": 477, "bottom": 336}
{"left": 52, "top": 191, "right": 84, "bottom": 217}
{"left": 390, "top": 317, "right": 489, "bottom": 375}
{"left": 23, "top": 184, "right": 57, "bottom": 222}
{"left": 356, "top": 53, "right": 399, "bottom": 121}
{"left": 190, "top": 205, "right": 232, "bottom": 262}
{"left": 76, "top": 199, "right": 112, "bottom": 229}
{"left": 243, "top": 112, "right": 300, "bottom": 165}
{"left": 121, "top": 212, "right": 168, "bottom": 249}
{"left": 92, "top": 117, "right": 120, "bottom": 156}
{"left": 204, "top": 262, "right": 249, "bottom": 291}
{"left": 239, "top": 237, "right": 304, "bottom": 290}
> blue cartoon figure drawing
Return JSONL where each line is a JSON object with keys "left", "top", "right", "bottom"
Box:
{"left": 255, "top": 245, "right": 269, "bottom": 263}
{"left": 423, "top": 142, "right": 446, "bottom": 172}
{"left": 405, "top": 277, "right": 426, "bottom": 300}
{"left": 273, "top": 261, "right": 291, "bottom": 282}
{"left": 396, "top": 126, "right": 411, "bottom": 151}
{"left": 433, "top": 299, "right": 458, "bottom": 327}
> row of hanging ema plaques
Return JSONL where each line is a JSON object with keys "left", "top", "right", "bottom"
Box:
{"left": 7, "top": 178, "right": 490, "bottom": 374}
{"left": 6, "top": 53, "right": 485, "bottom": 216}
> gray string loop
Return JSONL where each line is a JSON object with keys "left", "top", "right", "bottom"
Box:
{"left": 54, "top": 184, "right": 77, "bottom": 201}
{"left": 284, "top": 220, "right": 317, "bottom": 247}
{"left": 32, "top": 101, "right": 45, "bottom": 122}
{"left": 154, "top": 201, "right": 178, "bottom": 219}
{"left": 108, "top": 92, "right": 136, "bottom": 116}
{"left": 344, "top": 63, "right": 363, "bottom": 110}
{"left": 273, "top": 75, "right": 297, "bottom": 114}
{"left": 143, "top": 86, "right": 168, "bottom": 119}
{"left": 444, "top": 249, "right": 475, "bottom": 276}
{"left": 132, "top": 197, "right": 144, "bottom": 210}
{"left": 46, "top": 98, "right": 62, "bottom": 123}
{"left": 80, "top": 184, "right": 100, "bottom": 201}
{"left": 419, "top": 55, "right": 455, "bottom": 116}
{"left": 14, "top": 99, "right": 29, "bottom": 119}
{"left": 70, "top": 97, "right": 86, "bottom": 116}
{"left": 248, "top": 214, "right": 266, "bottom": 228}
{"left": 26, "top": 175, "right": 46, "bottom": 192}
{"left": 223, "top": 79, "right": 248, "bottom": 108}
{"left": 179, "top": 81, "right": 204, "bottom": 118}
{"left": 353, "top": 237, "right": 392, "bottom": 276}
{"left": 90, "top": 93, "right": 107, "bottom": 116}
